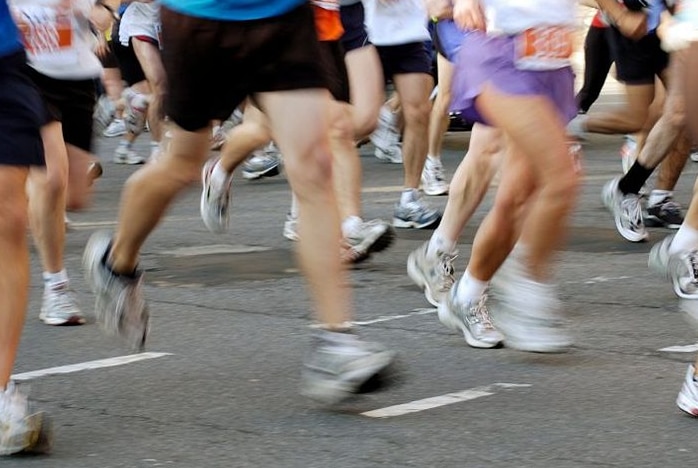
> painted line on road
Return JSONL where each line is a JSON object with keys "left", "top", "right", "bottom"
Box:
{"left": 659, "top": 343, "right": 698, "bottom": 353}
{"left": 351, "top": 308, "right": 436, "bottom": 326}
{"left": 361, "top": 383, "right": 531, "bottom": 418}
{"left": 12, "top": 352, "right": 172, "bottom": 381}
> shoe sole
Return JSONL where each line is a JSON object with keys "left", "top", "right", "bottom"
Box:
{"left": 242, "top": 164, "right": 280, "bottom": 180}
{"left": 200, "top": 159, "right": 229, "bottom": 234}
{"left": 393, "top": 215, "right": 441, "bottom": 230}
{"left": 39, "top": 314, "right": 86, "bottom": 326}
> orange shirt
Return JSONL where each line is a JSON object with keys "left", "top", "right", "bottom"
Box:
{"left": 312, "top": 1, "right": 343, "bottom": 42}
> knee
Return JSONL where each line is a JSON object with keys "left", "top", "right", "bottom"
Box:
{"left": 402, "top": 101, "right": 431, "bottom": 129}
{"left": 285, "top": 143, "right": 334, "bottom": 195}
{"left": 353, "top": 108, "right": 379, "bottom": 139}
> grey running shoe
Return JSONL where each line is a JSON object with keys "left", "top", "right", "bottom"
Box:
{"left": 113, "top": 145, "right": 146, "bottom": 165}
{"left": 200, "top": 158, "right": 233, "bottom": 234}
{"left": 343, "top": 219, "right": 395, "bottom": 264}
{"left": 300, "top": 332, "right": 397, "bottom": 405}
{"left": 83, "top": 231, "right": 149, "bottom": 351}
{"left": 393, "top": 193, "right": 441, "bottom": 229}
{"left": 122, "top": 89, "right": 148, "bottom": 136}
{"left": 370, "top": 106, "right": 403, "bottom": 164}
{"left": 490, "top": 253, "right": 572, "bottom": 353}
{"left": 438, "top": 289, "right": 504, "bottom": 349}
{"left": 210, "top": 126, "right": 227, "bottom": 151}
{"left": 93, "top": 95, "right": 115, "bottom": 134}
{"left": 407, "top": 241, "right": 456, "bottom": 306}
{"left": 677, "top": 365, "right": 698, "bottom": 417}
{"left": 646, "top": 197, "right": 684, "bottom": 229}
{"left": 602, "top": 177, "right": 648, "bottom": 242}
{"left": 421, "top": 158, "right": 449, "bottom": 196}
{"left": 242, "top": 143, "right": 282, "bottom": 180}
{"left": 0, "top": 383, "right": 53, "bottom": 456}
{"left": 649, "top": 235, "right": 698, "bottom": 298}
{"left": 39, "top": 282, "right": 86, "bottom": 326}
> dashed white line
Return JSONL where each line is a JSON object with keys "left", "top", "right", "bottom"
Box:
{"left": 351, "top": 308, "right": 436, "bottom": 326}
{"left": 361, "top": 383, "right": 531, "bottom": 418}
{"left": 659, "top": 343, "right": 698, "bottom": 353}
{"left": 12, "top": 352, "right": 173, "bottom": 381}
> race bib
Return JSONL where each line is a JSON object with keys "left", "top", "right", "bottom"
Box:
{"left": 14, "top": 5, "right": 79, "bottom": 67}
{"left": 514, "top": 26, "right": 573, "bottom": 71}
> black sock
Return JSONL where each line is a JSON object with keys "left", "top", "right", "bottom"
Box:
{"left": 618, "top": 161, "right": 654, "bottom": 195}
{"left": 100, "top": 244, "right": 139, "bottom": 279}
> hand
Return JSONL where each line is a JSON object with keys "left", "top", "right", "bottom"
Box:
{"left": 424, "top": 0, "right": 453, "bottom": 20}
{"left": 94, "top": 34, "right": 108, "bottom": 58}
{"left": 452, "top": 0, "right": 485, "bottom": 31}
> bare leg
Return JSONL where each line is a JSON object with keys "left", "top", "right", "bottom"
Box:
{"left": 218, "top": 104, "right": 271, "bottom": 173}
{"left": 330, "top": 101, "right": 362, "bottom": 220}
{"left": 427, "top": 54, "right": 454, "bottom": 160}
{"left": 344, "top": 45, "right": 384, "bottom": 139}
{"left": 132, "top": 39, "right": 167, "bottom": 143}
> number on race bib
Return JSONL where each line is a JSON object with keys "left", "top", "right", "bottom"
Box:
{"left": 515, "top": 26, "right": 574, "bottom": 71}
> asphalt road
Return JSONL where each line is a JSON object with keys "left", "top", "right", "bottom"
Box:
{"left": 7, "top": 92, "right": 698, "bottom": 468}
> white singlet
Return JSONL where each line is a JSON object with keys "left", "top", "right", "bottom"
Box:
{"left": 362, "top": 0, "right": 429, "bottom": 46}
{"left": 482, "top": 0, "right": 576, "bottom": 35}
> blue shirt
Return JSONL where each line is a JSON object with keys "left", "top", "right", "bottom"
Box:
{"left": 0, "top": 0, "right": 22, "bottom": 58}
{"left": 160, "top": 0, "right": 305, "bottom": 21}
{"left": 647, "top": 0, "right": 665, "bottom": 32}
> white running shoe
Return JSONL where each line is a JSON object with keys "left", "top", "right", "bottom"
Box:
{"left": 393, "top": 192, "right": 441, "bottom": 229}
{"left": 103, "top": 119, "right": 127, "bottom": 138}
{"left": 39, "top": 282, "right": 86, "bottom": 326}
{"left": 491, "top": 253, "right": 572, "bottom": 353}
{"left": 200, "top": 158, "right": 233, "bottom": 234}
{"left": 300, "top": 331, "right": 397, "bottom": 405}
{"left": 619, "top": 135, "right": 637, "bottom": 174}
{"left": 602, "top": 177, "right": 648, "bottom": 242}
{"left": 242, "top": 143, "right": 282, "bottom": 180}
{"left": 0, "top": 383, "right": 53, "bottom": 456}
{"left": 438, "top": 290, "right": 504, "bottom": 349}
{"left": 283, "top": 213, "right": 299, "bottom": 241}
{"left": 93, "top": 95, "right": 115, "bottom": 134}
{"left": 649, "top": 235, "right": 698, "bottom": 299}
{"left": 407, "top": 241, "right": 456, "bottom": 307}
{"left": 421, "top": 158, "right": 449, "bottom": 196}
{"left": 370, "top": 106, "right": 403, "bottom": 164}
{"left": 113, "top": 145, "right": 146, "bottom": 165}
{"left": 343, "top": 219, "right": 395, "bottom": 264}
{"left": 122, "top": 89, "right": 148, "bottom": 136}
{"left": 677, "top": 365, "right": 698, "bottom": 417}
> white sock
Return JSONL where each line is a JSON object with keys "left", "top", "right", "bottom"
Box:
{"left": 342, "top": 216, "right": 363, "bottom": 238}
{"left": 648, "top": 190, "right": 673, "bottom": 208}
{"left": 289, "top": 193, "right": 299, "bottom": 218}
{"left": 211, "top": 161, "right": 231, "bottom": 190}
{"left": 400, "top": 188, "right": 418, "bottom": 205}
{"left": 43, "top": 269, "right": 68, "bottom": 289}
{"left": 427, "top": 231, "right": 456, "bottom": 257}
{"left": 669, "top": 225, "right": 698, "bottom": 254}
{"left": 455, "top": 270, "right": 488, "bottom": 304}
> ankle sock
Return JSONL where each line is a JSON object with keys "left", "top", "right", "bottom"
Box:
{"left": 455, "top": 270, "right": 488, "bottom": 304}
{"left": 669, "top": 225, "right": 698, "bottom": 255}
{"left": 618, "top": 161, "right": 653, "bottom": 195}
{"left": 43, "top": 269, "right": 68, "bottom": 289}
{"left": 427, "top": 231, "right": 456, "bottom": 257}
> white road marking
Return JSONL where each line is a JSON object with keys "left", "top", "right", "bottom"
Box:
{"left": 351, "top": 308, "right": 436, "bottom": 326}
{"left": 12, "top": 352, "right": 172, "bottom": 381}
{"left": 566, "top": 275, "right": 632, "bottom": 285}
{"left": 659, "top": 343, "right": 698, "bottom": 353}
{"left": 161, "top": 244, "right": 271, "bottom": 257}
{"left": 361, "top": 383, "right": 531, "bottom": 418}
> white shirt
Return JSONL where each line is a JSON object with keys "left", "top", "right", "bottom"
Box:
{"left": 363, "top": 0, "right": 430, "bottom": 46}
{"left": 11, "top": 0, "right": 102, "bottom": 80}
{"left": 119, "top": 1, "right": 160, "bottom": 46}
{"left": 482, "top": 0, "right": 577, "bottom": 35}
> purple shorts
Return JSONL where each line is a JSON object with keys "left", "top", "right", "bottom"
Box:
{"left": 450, "top": 31, "right": 577, "bottom": 125}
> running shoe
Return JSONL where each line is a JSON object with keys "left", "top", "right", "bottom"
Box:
{"left": 103, "top": 118, "right": 127, "bottom": 138}
{"left": 113, "top": 145, "right": 146, "bottom": 165}
{"left": 122, "top": 89, "right": 148, "bottom": 136}
{"left": 649, "top": 235, "right": 698, "bottom": 299}
{"left": 242, "top": 143, "right": 282, "bottom": 180}
{"left": 619, "top": 135, "right": 637, "bottom": 174}
{"left": 421, "top": 157, "right": 449, "bottom": 196}
{"left": 691, "top": 149, "right": 698, "bottom": 163}
{"left": 210, "top": 126, "right": 227, "bottom": 151}
{"left": 82, "top": 231, "right": 149, "bottom": 351}
{"left": 370, "top": 106, "right": 403, "bottom": 164}
{"left": 283, "top": 213, "right": 299, "bottom": 241}
{"left": 93, "top": 95, "right": 115, "bottom": 134}
{"left": 39, "top": 282, "right": 86, "bottom": 326}
{"left": 0, "top": 383, "right": 53, "bottom": 456}
{"left": 300, "top": 331, "right": 397, "bottom": 405}
{"left": 677, "top": 365, "right": 698, "bottom": 417}
{"left": 200, "top": 158, "right": 233, "bottom": 234}
{"left": 438, "top": 289, "right": 504, "bottom": 349}
{"left": 343, "top": 219, "right": 395, "bottom": 264}
{"left": 490, "top": 253, "right": 572, "bottom": 353}
{"left": 602, "top": 177, "right": 648, "bottom": 242}
{"left": 393, "top": 192, "right": 441, "bottom": 229}
{"left": 407, "top": 241, "right": 456, "bottom": 307}
{"left": 646, "top": 196, "right": 684, "bottom": 229}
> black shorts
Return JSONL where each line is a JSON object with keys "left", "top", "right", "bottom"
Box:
{"left": 99, "top": 40, "right": 119, "bottom": 69}
{"left": 339, "top": 2, "right": 370, "bottom": 52}
{"left": 25, "top": 67, "right": 96, "bottom": 152}
{"left": 607, "top": 28, "right": 669, "bottom": 85}
{"left": 376, "top": 42, "right": 432, "bottom": 81}
{"left": 318, "top": 41, "right": 350, "bottom": 103}
{"left": 112, "top": 19, "right": 146, "bottom": 86}
{"left": 0, "top": 51, "right": 45, "bottom": 166}
{"left": 160, "top": 3, "right": 328, "bottom": 132}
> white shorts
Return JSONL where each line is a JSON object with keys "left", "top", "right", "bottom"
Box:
{"left": 119, "top": 2, "right": 161, "bottom": 47}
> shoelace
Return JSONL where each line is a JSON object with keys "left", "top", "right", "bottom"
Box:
{"left": 688, "top": 251, "right": 698, "bottom": 285}
{"left": 620, "top": 195, "right": 644, "bottom": 229}
{"left": 428, "top": 162, "right": 446, "bottom": 182}
{"left": 49, "top": 287, "right": 78, "bottom": 315}
{"left": 437, "top": 251, "right": 457, "bottom": 292}
{"left": 472, "top": 294, "right": 496, "bottom": 329}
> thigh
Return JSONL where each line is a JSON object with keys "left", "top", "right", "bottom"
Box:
{"left": 132, "top": 39, "right": 166, "bottom": 88}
